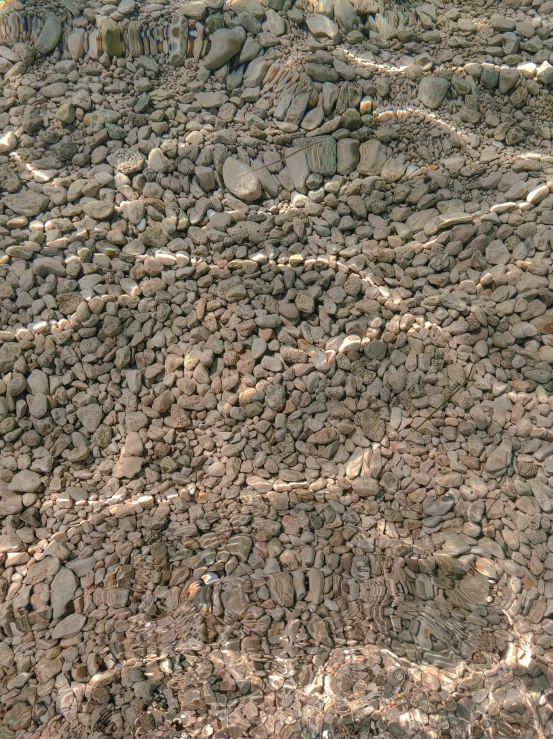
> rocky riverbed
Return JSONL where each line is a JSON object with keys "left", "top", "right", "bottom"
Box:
{"left": 1, "top": 0, "right": 553, "bottom": 737}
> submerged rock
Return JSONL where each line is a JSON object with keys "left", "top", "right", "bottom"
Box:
{"left": 222, "top": 156, "right": 262, "bottom": 201}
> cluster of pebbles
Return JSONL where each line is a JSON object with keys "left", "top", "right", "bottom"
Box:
{"left": 3, "top": 0, "right": 553, "bottom": 737}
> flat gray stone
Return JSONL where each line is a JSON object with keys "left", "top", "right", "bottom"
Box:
{"left": 0, "top": 131, "right": 17, "bottom": 154}
{"left": 0, "top": 166, "right": 21, "bottom": 192}
{"left": 418, "top": 76, "right": 450, "bottom": 108}
{"left": 76, "top": 404, "right": 104, "bottom": 433}
{"left": 306, "top": 14, "right": 340, "bottom": 42}
{"left": 36, "top": 13, "right": 62, "bottom": 54}
{"left": 3, "top": 190, "right": 49, "bottom": 216}
{"left": 222, "top": 157, "right": 262, "bottom": 202}
{"left": 9, "top": 470, "right": 42, "bottom": 494}
{"left": 358, "top": 140, "right": 387, "bottom": 175}
{"left": 32, "top": 257, "right": 66, "bottom": 277}
{"left": 204, "top": 27, "right": 246, "bottom": 70}
{"left": 52, "top": 613, "right": 86, "bottom": 640}
{"left": 51, "top": 568, "right": 78, "bottom": 619}
{"left": 355, "top": 409, "right": 386, "bottom": 442}
{"left": 485, "top": 439, "right": 513, "bottom": 477}
{"left": 42, "top": 82, "right": 69, "bottom": 98}
{"left": 0, "top": 343, "right": 22, "bottom": 372}
{"left": 337, "top": 137, "right": 360, "bottom": 175}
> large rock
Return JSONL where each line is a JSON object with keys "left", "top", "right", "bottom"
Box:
{"left": 9, "top": 470, "right": 42, "bottom": 494}
{"left": 334, "top": 0, "right": 357, "bottom": 33}
{"left": 531, "top": 312, "right": 553, "bottom": 334}
{"left": 81, "top": 199, "right": 115, "bottom": 220}
{"left": 222, "top": 157, "right": 262, "bottom": 202}
{"left": 32, "top": 257, "right": 66, "bottom": 277}
{"left": 97, "top": 16, "right": 123, "bottom": 57}
{"left": 439, "top": 532, "right": 471, "bottom": 557}
{"left": 358, "top": 140, "right": 387, "bottom": 175}
{"left": 0, "top": 343, "right": 22, "bottom": 372}
{"left": 204, "top": 27, "right": 246, "bottom": 70}
{"left": 52, "top": 613, "right": 86, "bottom": 640}
{"left": 269, "top": 573, "right": 295, "bottom": 607}
{"left": 418, "top": 76, "right": 450, "bottom": 108}
{"left": 352, "top": 477, "right": 379, "bottom": 497}
{"left": 265, "top": 8, "right": 286, "bottom": 35}
{"left": 336, "top": 80, "right": 362, "bottom": 114}
{"left": 85, "top": 110, "right": 121, "bottom": 129}
{"left": 537, "top": 61, "right": 553, "bottom": 85}
{"left": 498, "top": 68, "right": 519, "bottom": 94}
{"left": 35, "top": 656, "right": 62, "bottom": 683}
{"left": 67, "top": 29, "right": 85, "bottom": 60}
{"left": 36, "top": 13, "right": 62, "bottom": 54}
{"left": 306, "top": 14, "right": 341, "bottom": 42}
{"left": 0, "top": 131, "right": 17, "bottom": 153}
{"left": 355, "top": 409, "right": 386, "bottom": 442}
{"left": 305, "top": 63, "right": 339, "bottom": 83}
{"left": 485, "top": 439, "right": 513, "bottom": 477}
{"left": 71, "top": 89, "right": 92, "bottom": 110}
{"left": 51, "top": 568, "right": 78, "bottom": 619}
{"left": 423, "top": 494, "right": 455, "bottom": 517}
{"left": 42, "top": 82, "right": 69, "bottom": 98}
{"left": 57, "top": 103, "right": 76, "bottom": 124}
{"left": 22, "top": 107, "right": 43, "bottom": 134}
{"left": 337, "top": 138, "right": 359, "bottom": 174}
{"left": 285, "top": 92, "right": 310, "bottom": 125}
{"left": 0, "top": 166, "right": 21, "bottom": 192}
{"left": 304, "top": 136, "right": 337, "bottom": 176}
{"left": 169, "top": 16, "right": 189, "bottom": 67}
{"left": 285, "top": 148, "right": 309, "bottom": 193}
{"left": 114, "top": 456, "right": 143, "bottom": 478}
{"left": 177, "top": 0, "right": 205, "bottom": 18}
{"left": 3, "top": 704, "right": 31, "bottom": 732}
{"left": 195, "top": 91, "right": 229, "bottom": 108}
{"left": 76, "top": 404, "right": 104, "bottom": 433}
{"left": 381, "top": 156, "right": 406, "bottom": 182}
{"left": 3, "top": 189, "right": 49, "bottom": 216}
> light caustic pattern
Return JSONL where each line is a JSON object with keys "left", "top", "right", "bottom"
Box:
{"left": 118, "top": 543, "right": 547, "bottom": 739}
{"left": 0, "top": 0, "right": 20, "bottom": 11}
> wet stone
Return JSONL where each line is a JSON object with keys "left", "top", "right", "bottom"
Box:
{"left": 0, "top": 2, "right": 551, "bottom": 737}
